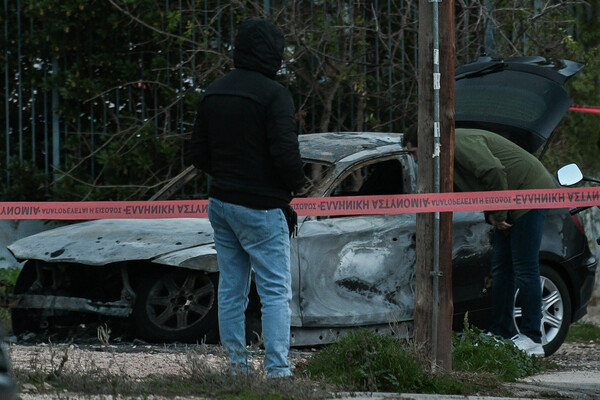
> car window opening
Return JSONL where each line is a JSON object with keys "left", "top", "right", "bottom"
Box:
{"left": 296, "top": 162, "right": 333, "bottom": 197}
{"left": 335, "top": 159, "right": 405, "bottom": 197}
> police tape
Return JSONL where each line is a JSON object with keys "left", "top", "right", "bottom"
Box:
{"left": 569, "top": 104, "right": 600, "bottom": 114}
{"left": 0, "top": 187, "right": 599, "bottom": 220}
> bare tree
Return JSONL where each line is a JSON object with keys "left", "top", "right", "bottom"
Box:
{"left": 1, "top": 0, "right": 584, "bottom": 199}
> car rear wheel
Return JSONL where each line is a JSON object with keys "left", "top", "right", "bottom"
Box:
{"left": 132, "top": 270, "right": 219, "bottom": 343}
{"left": 514, "top": 263, "right": 571, "bottom": 357}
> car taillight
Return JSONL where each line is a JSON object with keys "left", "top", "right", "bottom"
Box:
{"left": 570, "top": 213, "right": 586, "bottom": 235}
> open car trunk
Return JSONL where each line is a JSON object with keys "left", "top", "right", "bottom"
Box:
{"left": 455, "top": 56, "right": 584, "bottom": 153}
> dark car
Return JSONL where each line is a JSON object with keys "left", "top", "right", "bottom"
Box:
{"left": 5, "top": 57, "right": 597, "bottom": 357}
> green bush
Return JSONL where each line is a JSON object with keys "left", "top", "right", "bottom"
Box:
{"left": 304, "top": 329, "right": 466, "bottom": 394}
{"left": 304, "top": 324, "right": 546, "bottom": 395}
{"left": 452, "top": 325, "right": 545, "bottom": 381}
{"left": 305, "top": 330, "right": 424, "bottom": 392}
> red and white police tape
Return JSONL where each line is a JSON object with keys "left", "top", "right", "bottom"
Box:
{"left": 570, "top": 104, "right": 600, "bottom": 115}
{"left": 0, "top": 187, "right": 599, "bottom": 219}
{"left": 3, "top": 105, "right": 598, "bottom": 221}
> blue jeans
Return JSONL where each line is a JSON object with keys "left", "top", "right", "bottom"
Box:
{"left": 208, "top": 198, "right": 292, "bottom": 378}
{"left": 489, "top": 209, "right": 547, "bottom": 343}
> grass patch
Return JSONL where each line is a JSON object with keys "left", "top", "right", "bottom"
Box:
{"left": 304, "top": 329, "right": 473, "bottom": 395}
{"left": 304, "top": 324, "right": 546, "bottom": 395}
{"left": 453, "top": 325, "right": 545, "bottom": 381}
{"left": 304, "top": 329, "right": 431, "bottom": 393}
{"left": 566, "top": 321, "right": 600, "bottom": 343}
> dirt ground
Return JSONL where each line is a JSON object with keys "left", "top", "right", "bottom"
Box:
{"left": 8, "top": 282, "right": 600, "bottom": 400}
{"left": 8, "top": 334, "right": 600, "bottom": 400}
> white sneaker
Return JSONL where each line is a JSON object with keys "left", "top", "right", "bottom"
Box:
{"left": 511, "top": 334, "right": 545, "bottom": 357}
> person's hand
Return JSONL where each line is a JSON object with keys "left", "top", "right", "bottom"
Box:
{"left": 489, "top": 215, "right": 512, "bottom": 230}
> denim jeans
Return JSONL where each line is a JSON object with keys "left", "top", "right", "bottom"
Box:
{"left": 208, "top": 198, "right": 292, "bottom": 378}
{"left": 489, "top": 209, "right": 548, "bottom": 343}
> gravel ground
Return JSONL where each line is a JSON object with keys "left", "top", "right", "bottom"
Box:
{"left": 9, "top": 342, "right": 315, "bottom": 400}
{"left": 9, "top": 284, "right": 600, "bottom": 399}
{"left": 8, "top": 339, "right": 600, "bottom": 400}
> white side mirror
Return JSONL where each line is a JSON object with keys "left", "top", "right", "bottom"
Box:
{"left": 557, "top": 163, "right": 583, "bottom": 186}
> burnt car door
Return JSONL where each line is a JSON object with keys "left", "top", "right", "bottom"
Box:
{"left": 296, "top": 156, "right": 417, "bottom": 327}
{"left": 295, "top": 152, "right": 497, "bottom": 330}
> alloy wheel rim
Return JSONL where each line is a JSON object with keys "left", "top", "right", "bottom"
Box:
{"left": 146, "top": 274, "right": 215, "bottom": 331}
{"left": 514, "top": 275, "right": 563, "bottom": 346}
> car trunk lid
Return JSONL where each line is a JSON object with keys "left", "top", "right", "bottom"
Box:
{"left": 455, "top": 56, "right": 584, "bottom": 153}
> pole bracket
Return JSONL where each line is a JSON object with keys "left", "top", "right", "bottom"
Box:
{"left": 430, "top": 271, "right": 443, "bottom": 277}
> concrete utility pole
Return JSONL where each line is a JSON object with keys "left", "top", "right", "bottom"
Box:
{"left": 414, "top": 0, "right": 455, "bottom": 371}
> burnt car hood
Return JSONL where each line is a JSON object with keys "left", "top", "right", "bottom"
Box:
{"left": 7, "top": 218, "right": 215, "bottom": 266}
{"left": 455, "top": 56, "right": 584, "bottom": 152}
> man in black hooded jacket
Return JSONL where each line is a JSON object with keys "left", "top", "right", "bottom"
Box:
{"left": 191, "top": 18, "right": 305, "bottom": 378}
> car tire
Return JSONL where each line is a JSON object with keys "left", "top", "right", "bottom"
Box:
{"left": 132, "top": 270, "right": 219, "bottom": 343}
{"left": 514, "top": 263, "right": 572, "bottom": 357}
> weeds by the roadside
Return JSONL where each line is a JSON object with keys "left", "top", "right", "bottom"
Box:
{"left": 182, "top": 342, "right": 332, "bottom": 399}
{"left": 303, "top": 322, "right": 547, "bottom": 395}
{"left": 566, "top": 321, "right": 600, "bottom": 343}
{"left": 303, "top": 329, "right": 421, "bottom": 392}
{"left": 13, "top": 340, "right": 132, "bottom": 397}
{"left": 303, "top": 329, "right": 469, "bottom": 394}
{"left": 12, "top": 341, "right": 332, "bottom": 399}
{"left": 180, "top": 368, "right": 331, "bottom": 399}
{"left": 452, "top": 325, "right": 545, "bottom": 381}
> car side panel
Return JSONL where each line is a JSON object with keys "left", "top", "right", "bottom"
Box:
{"left": 296, "top": 214, "right": 416, "bottom": 327}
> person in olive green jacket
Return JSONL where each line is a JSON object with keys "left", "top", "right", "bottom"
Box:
{"left": 403, "top": 127, "right": 555, "bottom": 357}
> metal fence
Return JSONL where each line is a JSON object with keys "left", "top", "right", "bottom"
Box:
{"left": 0, "top": 0, "right": 566, "bottom": 200}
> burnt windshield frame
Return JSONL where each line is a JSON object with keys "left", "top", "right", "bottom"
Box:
{"left": 296, "top": 160, "right": 334, "bottom": 198}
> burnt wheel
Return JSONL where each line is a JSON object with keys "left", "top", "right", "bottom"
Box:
{"left": 132, "top": 270, "right": 219, "bottom": 343}
{"left": 514, "top": 263, "right": 571, "bottom": 357}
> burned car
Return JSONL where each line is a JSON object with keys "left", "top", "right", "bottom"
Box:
{"left": 6, "top": 57, "right": 598, "bottom": 357}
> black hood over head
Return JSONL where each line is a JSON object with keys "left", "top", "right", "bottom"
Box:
{"left": 233, "top": 18, "right": 285, "bottom": 78}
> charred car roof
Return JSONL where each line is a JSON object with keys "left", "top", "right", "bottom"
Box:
{"left": 298, "top": 132, "right": 404, "bottom": 164}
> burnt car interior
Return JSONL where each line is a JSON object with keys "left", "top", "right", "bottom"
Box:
{"left": 333, "top": 159, "right": 405, "bottom": 197}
